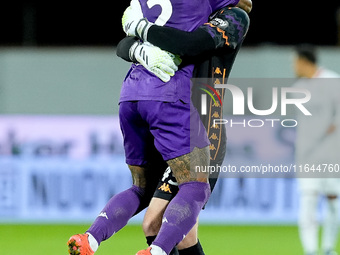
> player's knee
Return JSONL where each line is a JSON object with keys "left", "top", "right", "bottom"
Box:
{"left": 142, "top": 216, "right": 161, "bottom": 236}
{"left": 168, "top": 147, "right": 210, "bottom": 184}
{"left": 143, "top": 197, "right": 170, "bottom": 236}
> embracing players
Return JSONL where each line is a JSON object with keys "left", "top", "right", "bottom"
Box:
{"left": 67, "top": 0, "right": 250, "bottom": 254}
{"left": 117, "top": 2, "right": 250, "bottom": 255}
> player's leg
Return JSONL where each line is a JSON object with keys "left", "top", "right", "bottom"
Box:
{"left": 68, "top": 165, "right": 157, "bottom": 255}
{"left": 175, "top": 145, "right": 226, "bottom": 255}
{"left": 176, "top": 222, "right": 205, "bottom": 255}
{"left": 143, "top": 197, "right": 170, "bottom": 240}
{"left": 138, "top": 150, "right": 211, "bottom": 255}
{"left": 143, "top": 166, "right": 178, "bottom": 247}
{"left": 143, "top": 167, "right": 205, "bottom": 255}
{"left": 146, "top": 81, "right": 225, "bottom": 255}
{"left": 298, "top": 187, "right": 319, "bottom": 255}
{"left": 137, "top": 100, "right": 211, "bottom": 255}
{"left": 143, "top": 197, "right": 182, "bottom": 255}
{"left": 174, "top": 84, "right": 227, "bottom": 255}
{"left": 144, "top": 90, "right": 226, "bottom": 255}
{"left": 68, "top": 101, "right": 163, "bottom": 255}
{"left": 87, "top": 165, "right": 158, "bottom": 240}
{"left": 321, "top": 194, "right": 339, "bottom": 255}
{"left": 145, "top": 146, "right": 210, "bottom": 255}
{"left": 176, "top": 224, "right": 198, "bottom": 250}
{"left": 143, "top": 166, "right": 201, "bottom": 255}
{"left": 144, "top": 200, "right": 202, "bottom": 255}
{"left": 174, "top": 125, "right": 227, "bottom": 255}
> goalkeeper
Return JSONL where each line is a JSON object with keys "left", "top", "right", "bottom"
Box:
{"left": 117, "top": 3, "right": 251, "bottom": 255}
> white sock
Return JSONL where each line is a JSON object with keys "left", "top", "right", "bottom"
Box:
{"left": 150, "top": 245, "right": 167, "bottom": 255}
{"left": 322, "top": 197, "right": 339, "bottom": 252}
{"left": 86, "top": 232, "right": 99, "bottom": 252}
{"left": 298, "top": 193, "right": 319, "bottom": 254}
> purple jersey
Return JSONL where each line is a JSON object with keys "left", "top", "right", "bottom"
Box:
{"left": 209, "top": 0, "right": 240, "bottom": 12}
{"left": 120, "top": 0, "right": 239, "bottom": 103}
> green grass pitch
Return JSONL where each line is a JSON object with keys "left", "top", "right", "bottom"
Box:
{"left": 1, "top": 224, "right": 339, "bottom": 254}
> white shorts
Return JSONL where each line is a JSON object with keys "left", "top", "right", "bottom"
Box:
{"left": 298, "top": 178, "right": 340, "bottom": 195}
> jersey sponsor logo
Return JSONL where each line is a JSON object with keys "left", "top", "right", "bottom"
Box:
{"left": 158, "top": 183, "right": 172, "bottom": 193}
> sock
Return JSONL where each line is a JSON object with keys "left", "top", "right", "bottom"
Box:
{"left": 86, "top": 232, "right": 98, "bottom": 252}
{"left": 150, "top": 245, "right": 167, "bottom": 255}
{"left": 146, "top": 236, "right": 157, "bottom": 246}
{"left": 153, "top": 182, "right": 211, "bottom": 254}
{"left": 322, "top": 197, "right": 339, "bottom": 252}
{"left": 179, "top": 240, "right": 204, "bottom": 255}
{"left": 298, "top": 193, "right": 319, "bottom": 254}
{"left": 87, "top": 185, "right": 145, "bottom": 245}
{"left": 169, "top": 247, "right": 180, "bottom": 255}
{"left": 147, "top": 236, "right": 179, "bottom": 255}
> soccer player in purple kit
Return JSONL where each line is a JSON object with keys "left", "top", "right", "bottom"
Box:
{"left": 67, "top": 0, "right": 241, "bottom": 255}
{"left": 116, "top": 2, "right": 251, "bottom": 255}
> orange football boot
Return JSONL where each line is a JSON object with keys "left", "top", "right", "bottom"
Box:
{"left": 67, "top": 234, "right": 94, "bottom": 255}
{"left": 136, "top": 247, "right": 153, "bottom": 255}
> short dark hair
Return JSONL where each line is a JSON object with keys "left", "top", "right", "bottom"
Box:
{"left": 295, "top": 44, "right": 318, "bottom": 64}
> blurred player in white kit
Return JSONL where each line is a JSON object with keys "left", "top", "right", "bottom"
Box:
{"left": 293, "top": 45, "right": 340, "bottom": 255}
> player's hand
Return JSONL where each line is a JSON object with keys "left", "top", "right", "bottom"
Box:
{"left": 130, "top": 42, "right": 182, "bottom": 82}
{"left": 122, "top": 0, "right": 143, "bottom": 36}
{"left": 236, "top": 0, "right": 252, "bottom": 13}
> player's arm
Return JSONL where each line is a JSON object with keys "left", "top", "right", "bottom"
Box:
{"left": 117, "top": 7, "right": 249, "bottom": 62}
{"left": 130, "top": 7, "right": 250, "bottom": 58}
{"left": 117, "top": 5, "right": 249, "bottom": 81}
{"left": 116, "top": 37, "right": 181, "bottom": 82}
{"left": 116, "top": 36, "right": 139, "bottom": 63}
{"left": 116, "top": 37, "right": 181, "bottom": 71}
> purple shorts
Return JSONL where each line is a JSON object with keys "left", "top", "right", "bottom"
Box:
{"left": 119, "top": 100, "right": 210, "bottom": 166}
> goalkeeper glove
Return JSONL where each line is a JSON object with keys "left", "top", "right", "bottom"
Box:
{"left": 130, "top": 42, "right": 182, "bottom": 83}
{"left": 122, "top": 0, "right": 152, "bottom": 40}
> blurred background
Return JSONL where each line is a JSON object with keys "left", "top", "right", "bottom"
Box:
{"left": 1, "top": 1, "right": 340, "bottom": 254}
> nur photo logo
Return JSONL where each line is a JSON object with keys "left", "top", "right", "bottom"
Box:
{"left": 198, "top": 81, "right": 312, "bottom": 128}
